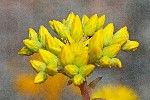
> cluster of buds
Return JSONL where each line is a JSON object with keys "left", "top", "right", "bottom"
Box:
{"left": 18, "top": 12, "right": 139, "bottom": 86}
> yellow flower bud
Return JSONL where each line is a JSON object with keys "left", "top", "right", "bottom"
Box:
{"left": 49, "top": 20, "right": 70, "bottom": 38}
{"left": 28, "top": 28, "right": 38, "bottom": 41}
{"left": 23, "top": 39, "right": 42, "bottom": 52}
{"left": 73, "top": 74, "right": 85, "bottom": 85}
{"left": 53, "top": 37, "right": 65, "bottom": 47}
{"left": 39, "top": 49, "right": 58, "bottom": 65}
{"left": 79, "top": 64, "right": 95, "bottom": 78}
{"left": 89, "top": 47, "right": 102, "bottom": 63}
{"left": 89, "top": 30, "right": 103, "bottom": 62}
{"left": 45, "top": 64, "right": 58, "bottom": 76}
{"left": 103, "top": 23, "right": 114, "bottom": 46}
{"left": 102, "top": 44, "right": 121, "bottom": 58}
{"left": 73, "top": 51, "right": 89, "bottom": 67}
{"left": 65, "top": 12, "right": 75, "bottom": 30}
{"left": 60, "top": 45, "right": 75, "bottom": 65}
{"left": 18, "top": 46, "right": 33, "bottom": 56}
{"left": 64, "top": 65, "right": 79, "bottom": 78}
{"left": 71, "top": 15, "right": 83, "bottom": 42}
{"left": 113, "top": 26, "right": 129, "bottom": 39}
{"left": 39, "top": 25, "right": 50, "bottom": 46}
{"left": 34, "top": 71, "right": 48, "bottom": 84}
{"left": 100, "top": 56, "right": 111, "bottom": 67}
{"left": 111, "top": 58, "right": 122, "bottom": 68}
{"left": 83, "top": 14, "right": 98, "bottom": 36}
{"left": 122, "top": 40, "right": 139, "bottom": 51}
{"left": 89, "top": 29, "right": 104, "bottom": 50}
{"left": 30, "top": 60, "right": 46, "bottom": 72}
{"left": 96, "top": 15, "right": 106, "bottom": 31}
{"left": 45, "top": 34, "right": 61, "bottom": 55}
{"left": 82, "top": 15, "right": 89, "bottom": 27}
{"left": 110, "top": 37, "right": 127, "bottom": 46}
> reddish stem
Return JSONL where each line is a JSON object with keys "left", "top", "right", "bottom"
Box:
{"left": 79, "top": 81, "right": 91, "bottom": 100}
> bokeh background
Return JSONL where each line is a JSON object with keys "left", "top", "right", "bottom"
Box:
{"left": 0, "top": 0, "right": 150, "bottom": 100}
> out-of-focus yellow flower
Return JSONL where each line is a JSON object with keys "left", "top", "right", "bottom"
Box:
{"left": 122, "top": 40, "right": 139, "bottom": 51}
{"left": 14, "top": 73, "right": 68, "bottom": 100}
{"left": 83, "top": 14, "right": 98, "bottom": 36}
{"left": 91, "top": 84, "right": 139, "bottom": 100}
{"left": 34, "top": 71, "right": 48, "bottom": 84}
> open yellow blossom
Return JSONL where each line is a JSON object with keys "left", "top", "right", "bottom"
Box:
{"left": 91, "top": 84, "right": 139, "bottom": 100}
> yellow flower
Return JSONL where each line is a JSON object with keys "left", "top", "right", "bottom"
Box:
{"left": 34, "top": 71, "right": 48, "bottom": 84}
{"left": 71, "top": 15, "right": 83, "bottom": 42}
{"left": 18, "top": 46, "right": 33, "bottom": 56}
{"left": 49, "top": 20, "right": 70, "bottom": 38}
{"left": 83, "top": 14, "right": 98, "bottom": 36}
{"left": 45, "top": 64, "right": 58, "bottom": 76}
{"left": 60, "top": 45, "right": 75, "bottom": 66}
{"left": 28, "top": 28, "right": 38, "bottom": 41}
{"left": 23, "top": 39, "right": 42, "bottom": 52}
{"left": 102, "top": 44, "right": 121, "bottom": 58}
{"left": 110, "top": 26, "right": 129, "bottom": 45}
{"left": 99, "top": 56, "right": 111, "bottom": 67}
{"left": 91, "top": 84, "right": 139, "bottom": 100}
{"left": 89, "top": 30, "right": 103, "bottom": 62}
{"left": 45, "top": 33, "right": 61, "bottom": 55}
{"left": 64, "top": 65, "right": 79, "bottom": 78}
{"left": 96, "top": 15, "right": 106, "bottom": 31}
{"left": 73, "top": 51, "right": 89, "bottom": 67}
{"left": 19, "top": 12, "right": 139, "bottom": 86}
{"left": 30, "top": 60, "right": 46, "bottom": 72}
{"left": 122, "top": 40, "right": 139, "bottom": 51}
{"left": 39, "top": 49, "right": 58, "bottom": 65}
{"left": 111, "top": 58, "right": 122, "bottom": 68}
{"left": 64, "top": 12, "right": 75, "bottom": 31}
{"left": 38, "top": 25, "right": 50, "bottom": 47}
{"left": 82, "top": 15, "right": 89, "bottom": 27}
{"left": 103, "top": 23, "right": 114, "bottom": 46}
{"left": 73, "top": 74, "right": 85, "bottom": 86}
{"left": 79, "top": 64, "right": 95, "bottom": 78}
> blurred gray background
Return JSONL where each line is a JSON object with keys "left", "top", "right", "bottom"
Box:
{"left": 0, "top": 0, "right": 150, "bottom": 100}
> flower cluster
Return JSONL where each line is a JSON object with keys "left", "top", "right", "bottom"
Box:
{"left": 18, "top": 12, "right": 139, "bottom": 85}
